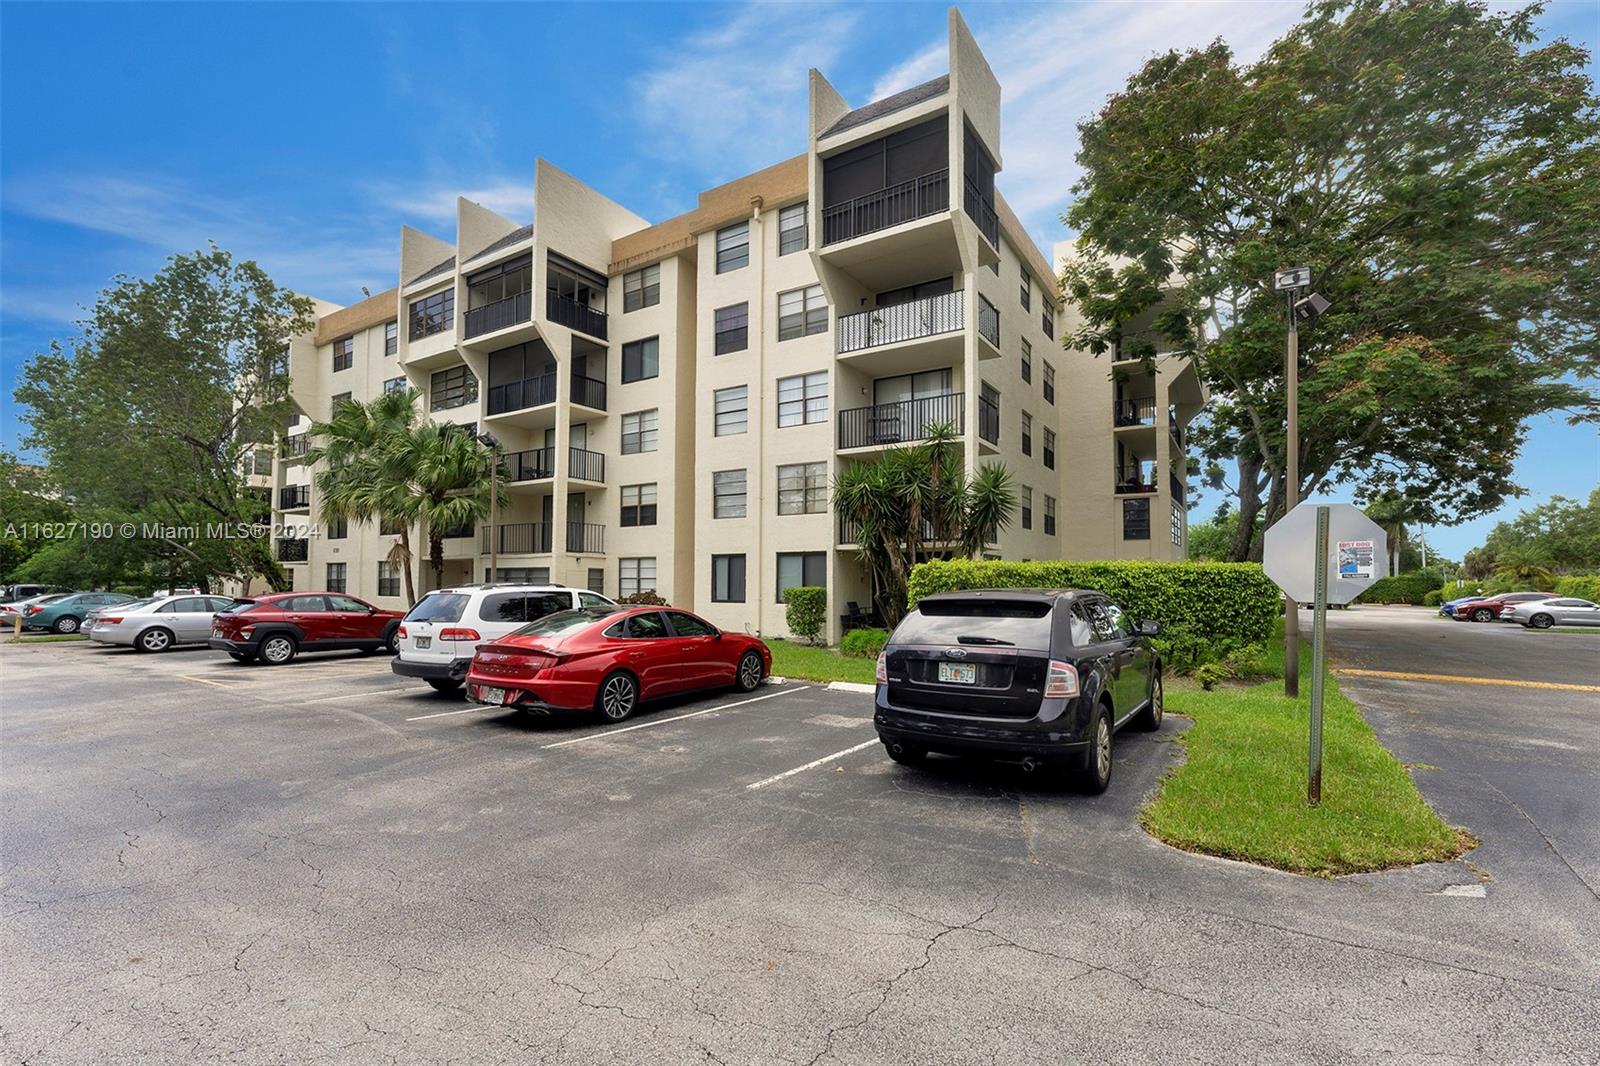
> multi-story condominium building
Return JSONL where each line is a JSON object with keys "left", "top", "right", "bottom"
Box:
{"left": 263, "top": 10, "right": 1203, "bottom": 640}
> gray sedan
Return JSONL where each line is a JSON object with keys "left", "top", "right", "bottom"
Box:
{"left": 88, "top": 594, "right": 240, "bottom": 652}
{"left": 1504, "top": 597, "right": 1600, "bottom": 629}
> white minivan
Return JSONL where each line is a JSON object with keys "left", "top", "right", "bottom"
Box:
{"left": 391, "top": 584, "right": 615, "bottom": 692}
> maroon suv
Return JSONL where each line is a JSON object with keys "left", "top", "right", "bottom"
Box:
{"left": 208, "top": 592, "right": 404, "bottom": 665}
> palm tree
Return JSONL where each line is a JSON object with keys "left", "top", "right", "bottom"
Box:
{"left": 1492, "top": 546, "right": 1555, "bottom": 591}
{"left": 402, "top": 422, "right": 499, "bottom": 591}
{"left": 833, "top": 423, "right": 1015, "bottom": 626}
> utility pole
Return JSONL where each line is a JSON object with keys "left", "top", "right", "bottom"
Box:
{"left": 478, "top": 431, "right": 500, "bottom": 582}
{"left": 1284, "top": 287, "right": 1300, "bottom": 698}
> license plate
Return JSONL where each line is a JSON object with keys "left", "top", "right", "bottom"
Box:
{"left": 414, "top": 636, "right": 431, "bottom": 649}
{"left": 938, "top": 662, "right": 976, "bottom": 684}
{"left": 477, "top": 686, "right": 507, "bottom": 705}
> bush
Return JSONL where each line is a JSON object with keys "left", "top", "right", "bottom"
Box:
{"left": 618, "top": 589, "right": 667, "bottom": 606}
{"left": 907, "top": 559, "right": 1280, "bottom": 672}
{"left": 783, "top": 586, "right": 826, "bottom": 644}
{"left": 1355, "top": 571, "right": 1442, "bottom": 605}
{"left": 840, "top": 627, "right": 889, "bottom": 659}
{"left": 1555, "top": 576, "right": 1600, "bottom": 601}
{"left": 1421, "top": 589, "right": 1445, "bottom": 606}
{"left": 113, "top": 584, "right": 152, "bottom": 597}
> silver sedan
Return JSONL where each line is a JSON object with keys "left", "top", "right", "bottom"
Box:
{"left": 88, "top": 594, "right": 240, "bottom": 652}
{"left": 1504, "top": 597, "right": 1600, "bottom": 629}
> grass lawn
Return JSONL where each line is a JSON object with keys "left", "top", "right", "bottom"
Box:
{"left": 767, "top": 640, "right": 877, "bottom": 684}
{"left": 1546, "top": 627, "right": 1600, "bottom": 636}
{"left": 9, "top": 633, "right": 88, "bottom": 643}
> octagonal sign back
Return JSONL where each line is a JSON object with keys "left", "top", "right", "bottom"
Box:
{"left": 1262, "top": 503, "right": 1389, "bottom": 605}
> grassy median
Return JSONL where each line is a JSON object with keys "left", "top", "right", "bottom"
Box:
{"left": 766, "top": 640, "right": 877, "bottom": 685}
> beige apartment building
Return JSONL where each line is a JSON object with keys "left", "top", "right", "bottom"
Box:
{"left": 264, "top": 9, "right": 1203, "bottom": 640}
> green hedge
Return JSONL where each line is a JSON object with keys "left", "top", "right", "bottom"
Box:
{"left": 1555, "top": 576, "right": 1600, "bottom": 601}
{"left": 1355, "top": 571, "right": 1442, "bottom": 605}
{"left": 840, "top": 627, "right": 889, "bottom": 658}
{"left": 906, "top": 559, "right": 1280, "bottom": 671}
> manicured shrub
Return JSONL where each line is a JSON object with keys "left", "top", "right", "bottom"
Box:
{"left": 1355, "top": 570, "right": 1442, "bottom": 605}
{"left": 1555, "top": 576, "right": 1600, "bottom": 601}
{"left": 783, "top": 586, "right": 826, "bottom": 644}
{"left": 618, "top": 590, "right": 667, "bottom": 606}
{"left": 840, "top": 627, "right": 889, "bottom": 659}
{"left": 113, "top": 584, "right": 152, "bottom": 597}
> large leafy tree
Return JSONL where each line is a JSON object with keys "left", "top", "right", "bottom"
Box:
{"left": 0, "top": 452, "right": 71, "bottom": 579}
{"left": 1472, "top": 487, "right": 1600, "bottom": 575}
{"left": 833, "top": 424, "right": 1015, "bottom": 625}
{"left": 16, "top": 246, "right": 314, "bottom": 586}
{"left": 1062, "top": 0, "right": 1600, "bottom": 561}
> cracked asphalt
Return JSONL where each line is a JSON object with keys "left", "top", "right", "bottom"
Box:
{"left": 2, "top": 621, "right": 1597, "bottom": 1065}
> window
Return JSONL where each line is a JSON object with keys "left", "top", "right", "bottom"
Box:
{"left": 716, "top": 222, "right": 749, "bottom": 273}
{"left": 326, "top": 563, "right": 347, "bottom": 593}
{"left": 620, "top": 483, "right": 658, "bottom": 527}
{"left": 778, "top": 202, "right": 808, "bottom": 255}
{"left": 714, "top": 303, "right": 748, "bottom": 355}
{"left": 777, "top": 371, "right": 828, "bottom": 427}
{"left": 619, "top": 557, "right": 657, "bottom": 598}
{"left": 1021, "top": 338, "right": 1032, "bottom": 384}
{"left": 714, "top": 386, "right": 748, "bottom": 436}
{"left": 1172, "top": 501, "right": 1184, "bottom": 547}
{"left": 488, "top": 567, "right": 550, "bottom": 584}
{"left": 1020, "top": 274, "right": 1032, "bottom": 311}
{"left": 384, "top": 321, "right": 398, "bottom": 357}
{"left": 712, "top": 554, "right": 747, "bottom": 602}
{"left": 377, "top": 561, "right": 401, "bottom": 597}
{"left": 622, "top": 337, "right": 659, "bottom": 383}
{"left": 713, "top": 469, "right": 747, "bottom": 518}
{"left": 332, "top": 337, "right": 353, "bottom": 372}
{"left": 1043, "top": 427, "right": 1056, "bottom": 470}
{"left": 777, "top": 462, "right": 827, "bottom": 515}
{"left": 1043, "top": 362, "right": 1056, "bottom": 405}
{"left": 619, "top": 612, "right": 667, "bottom": 638}
{"left": 666, "top": 611, "right": 717, "bottom": 637}
{"left": 331, "top": 392, "right": 352, "bottom": 415}
{"left": 1021, "top": 412, "right": 1033, "bottom": 457}
{"left": 1041, "top": 307, "right": 1055, "bottom": 339}
{"left": 775, "top": 552, "right": 826, "bottom": 601}
{"left": 1044, "top": 495, "right": 1057, "bottom": 536}
{"left": 1021, "top": 486, "right": 1033, "bottom": 530}
{"left": 623, "top": 264, "right": 660, "bottom": 312}
{"left": 466, "top": 254, "right": 532, "bottom": 310}
{"left": 586, "top": 571, "right": 606, "bottom": 596}
{"left": 409, "top": 288, "right": 454, "bottom": 340}
{"left": 1123, "top": 498, "right": 1151, "bottom": 540}
{"left": 622, "top": 409, "right": 659, "bottom": 454}
{"left": 383, "top": 376, "right": 407, "bottom": 394}
{"left": 327, "top": 516, "right": 347, "bottom": 540}
{"left": 777, "top": 285, "right": 827, "bottom": 340}
{"left": 430, "top": 365, "right": 477, "bottom": 410}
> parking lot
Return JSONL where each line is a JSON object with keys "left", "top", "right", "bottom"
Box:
{"left": 3, "top": 628, "right": 1598, "bottom": 1065}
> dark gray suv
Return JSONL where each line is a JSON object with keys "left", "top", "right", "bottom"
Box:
{"left": 874, "top": 589, "right": 1164, "bottom": 793}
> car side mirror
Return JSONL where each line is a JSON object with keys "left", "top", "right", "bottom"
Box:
{"left": 712, "top": 630, "right": 723, "bottom": 640}
{"left": 1136, "top": 620, "right": 1161, "bottom": 636}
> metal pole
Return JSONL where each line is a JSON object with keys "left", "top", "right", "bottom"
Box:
{"left": 1284, "top": 291, "right": 1301, "bottom": 698}
{"left": 488, "top": 446, "right": 499, "bottom": 583}
{"left": 1308, "top": 505, "right": 1329, "bottom": 806}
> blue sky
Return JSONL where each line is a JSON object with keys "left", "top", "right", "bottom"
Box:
{"left": 2, "top": 1, "right": 1595, "bottom": 560}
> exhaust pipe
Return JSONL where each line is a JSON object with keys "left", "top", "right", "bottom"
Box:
{"left": 1020, "top": 757, "right": 1039, "bottom": 774}
{"left": 889, "top": 742, "right": 907, "bottom": 757}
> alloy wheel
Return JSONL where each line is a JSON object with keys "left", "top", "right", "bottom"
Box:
{"left": 1531, "top": 614, "right": 1553, "bottom": 629}
{"left": 55, "top": 616, "right": 79, "bottom": 634}
{"left": 262, "top": 636, "right": 294, "bottom": 664}
{"left": 601, "top": 675, "right": 636, "bottom": 721}
{"left": 739, "top": 653, "right": 762, "bottom": 690}
{"left": 140, "top": 629, "right": 171, "bottom": 652}
{"left": 1096, "top": 715, "right": 1112, "bottom": 782}
{"left": 1151, "top": 676, "right": 1164, "bottom": 725}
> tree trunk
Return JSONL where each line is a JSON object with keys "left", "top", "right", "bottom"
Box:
{"left": 398, "top": 529, "right": 417, "bottom": 605}
{"left": 1227, "top": 454, "right": 1265, "bottom": 562}
{"left": 430, "top": 532, "right": 445, "bottom": 593}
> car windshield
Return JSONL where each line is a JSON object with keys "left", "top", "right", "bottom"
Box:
{"left": 513, "top": 607, "right": 618, "bottom": 639}
{"left": 405, "top": 593, "right": 469, "bottom": 623}
{"left": 218, "top": 600, "right": 261, "bottom": 614}
{"left": 893, "top": 600, "right": 1055, "bottom": 650}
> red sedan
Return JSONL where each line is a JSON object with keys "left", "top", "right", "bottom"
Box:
{"left": 1450, "top": 592, "right": 1551, "bottom": 623}
{"left": 465, "top": 605, "right": 771, "bottom": 721}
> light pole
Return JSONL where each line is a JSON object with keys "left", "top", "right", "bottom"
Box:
{"left": 477, "top": 430, "right": 500, "bottom": 583}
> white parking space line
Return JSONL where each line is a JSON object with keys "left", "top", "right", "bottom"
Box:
{"left": 406, "top": 705, "right": 495, "bottom": 722}
{"left": 304, "top": 686, "right": 418, "bottom": 704}
{"left": 745, "top": 738, "right": 879, "bottom": 791}
{"left": 540, "top": 687, "right": 805, "bottom": 749}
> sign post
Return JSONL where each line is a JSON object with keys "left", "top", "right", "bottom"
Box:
{"left": 1274, "top": 267, "right": 1310, "bottom": 698}
{"left": 1308, "top": 507, "right": 1330, "bottom": 804}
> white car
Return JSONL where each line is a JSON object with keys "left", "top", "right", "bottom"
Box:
{"left": 88, "top": 594, "right": 240, "bottom": 651}
{"left": 391, "top": 584, "right": 615, "bottom": 692}
{"left": 1503, "top": 597, "right": 1600, "bottom": 629}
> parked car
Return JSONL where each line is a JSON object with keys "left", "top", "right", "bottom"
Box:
{"left": 82, "top": 597, "right": 160, "bottom": 635}
{"left": 873, "top": 589, "right": 1164, "bottom": 794}
{"left": 1447, "top": 591, "right": 1551, "bottom": 623}
{"left": 1504, "top": 597, "right": 1600, "bottom": 629}
{"left": 207, "top": 592, "right": 404, "bottom": 664}
{"left": 0, "top": 583, "right": 69, "bottom": 605}
{"left": 0, "top": 592, "right": 73, "bottom": 623}
{"left": 393, "top": 584, "right": 615, "bottom": 692}
{"left": 22, "top": 591, "right": 137, "bottom": 634}
{"left": 465, "top": 605, "right": 771, "bottom": 720}
{"left": 89, "top": 594, "right": 241, "bottom": 652}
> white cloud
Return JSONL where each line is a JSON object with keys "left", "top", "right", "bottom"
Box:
{"left": 371, "top": 179, "right": 531, "bottom": 228}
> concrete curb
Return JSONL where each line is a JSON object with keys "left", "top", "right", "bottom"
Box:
{"left": 827, "top": 681, "right": 876, "bottom": 694}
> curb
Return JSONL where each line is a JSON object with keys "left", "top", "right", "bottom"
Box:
{"left": 827, "top": 681, "right": 876, "bottom": 694}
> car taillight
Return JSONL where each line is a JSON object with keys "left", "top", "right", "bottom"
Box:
{"left": 240, "top": 625, "right": 255, "bottom": 637}
{"left": 440, "top": 628, "right": 481, "bottom": 641}
{"left": 24, "top": 606, "right": 42, "bottom": 615}
{"left": 397, "top": 625, "right": 408, "bottom": 638}
{"left": 99, "top": 617, "right": 122, "bottom": 625}
{"left": 1044, "top": 660, "right": 1080, "bottom": 698}
{"left": 875, "top": 652, "right": 887, "bottom": 685}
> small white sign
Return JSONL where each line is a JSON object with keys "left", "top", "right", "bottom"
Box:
{"left": 1275, "top": 267, "right": 1311, "bottom": 290}
{"left": 1337, "top": 540, "right": 1376, "bottom": 581}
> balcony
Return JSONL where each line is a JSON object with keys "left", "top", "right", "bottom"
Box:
{"left": 280, "top": 433, "right": 309, "bottom": 460}
{"left": 837, "top": 290, "right": 963, "bottom": 355}
{"left": 569, "top": 447, "right": 605, "bottom": 484}
{"left": 978, "top": 394, "right": 1000, "bottom": 445}
{"left": 481, "top": 523, "right": 553, "bottom": 555}
{"left": 546, "top": 291, "right": 608, "bottom": 340}
{"left": 822, "top": 169, "right": 948, "bottom": 246}
{"left": 487, "top": 373, "right": 556, "bottom": 416}
{"left": 504, "top": 447, "right": 555, "bottom": 483}
{"left": 571, "top": 374, "right": 607, "bottom": 411}
{"left": 565, "top": 522, "right": 605, "bottom": 554}
{"left": 463, "top": 290, "right": 532, "bottom": 340}
{"left": 278, "top": 485, "right": 310, "bottom": 510}
{"left": 977, "top": 295, "right": 1000, "bottom": 349}
{"left": 838, "top": 392, "right": 964, "bottom": 450}
{"left": 276, "top": 538, "right": 308, "bottom": 563}
{"left": 963, "top": 177, "right": 999, "bottom": 248}
{"left": 1115, "top": 464, "right": 1157, "bottom": 495}
{"left": 1114, "top": 398, "right": 1157, "bottom": 428}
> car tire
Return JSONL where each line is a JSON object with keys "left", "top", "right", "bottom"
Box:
{"left": 735, "top": 651, "right": 764, "bottom": 692}
{"left": 596, "top": 671, "right": 638, "bottom": 722}
{"left": 52, "top": 615, "right": 81, "bottom": 634}
{"left": 259, "top": 634, "right": 298, "bottom": 665}
{"left": 137, "top": 627, "right": 174, "bottom": 653}
{"left": 385, "top": 628, "right": 401, "bottom": 655}
{"left": 1072, "top": 703, "right": 1114, "bottom": 795}
{"left": 228, "top": 652, "right": 255, "bottom": 663}
{"left": 1529, "top": 613, "right": 1554, "bottom": 629}
{"left": 884, "top": 740, "right": 927, "bottom": 766}
{"left": 1132, "top": 672, "right": 1163, "bottom": 732}
{"left": 427, "top": 678, "right": 463, "bottom": 693}
{"left": 1471, "top": 607, "right": 1495, "bottom": 623}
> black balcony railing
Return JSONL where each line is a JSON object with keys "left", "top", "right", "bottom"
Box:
{"left": 546, "top": 292, "right": 608, "bottom": 340}
{"left": 838, "top": 392, "right": 964, "bottom": 450}
{"left": 963, "top": 177, "right": 1000, "bottom": 248}
{"left": 569, "top": 447, "right": 605, "bottom": 483}
{"left": 1114, "top": 398, "right": 1157, "bottom": 427}
{"left": 565, "top": 522, "right": 605, "bottom": 554}
{"left": 837, "top": 290, "right": 964, "bottom": 354}
{"left": 822, "top": 169, "right": 949, "bottom": 246}
{"left": 978, "top": 394, "right": 1000, "bottom": 445}
{"left": 504, "top": 447, "right": 555, "bottom": 483}
{"left": 1169, "top": 407, "right": 1184, "bottom": 449}
{"left": 278, "top": 485, "right": 310, "bottom": 509}
{"left": 463, "top": 289, "right": 532, "bottom": 340}
{"left": 486, "top": 372, "right": 556, "bottom": 416}
{"left": 280, "top": 433, "right": 309, "bottom": 459}
{"left": 1115, "top": 464, "right": 1157, "bottom": 495}
{"left": 977, "top": 295, "right": 1000, "bottom": 348}
{"left": 1169, "top": 471, "right": 1186, "bottom": 503}
{"left": 571, "top": 374, "right": 607, "bottom": 411}
{"left": 480, "top": 523, "right": 553, "bottom": 555}
{"left": 276, "top": 538, "right": 308, "bottom": 563}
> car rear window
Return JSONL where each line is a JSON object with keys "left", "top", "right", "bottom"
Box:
{"left": 892, "top": 600, "right": 1055, "bottom": 650}
{"left": 405, "top": 593, "right": 469, "bottom": 623}
{"left": 219, "top": 600, "right": 263, "bottom": 615}
{"left": 513, "top": 608, "right": 613, "bottom": 639}
{"left": 477, "top": 592, "right": 572, "bottom": 623}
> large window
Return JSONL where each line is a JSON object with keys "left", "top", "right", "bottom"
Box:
{"left": 1021, "top": 486, "right": 1033, "bottom": 530}
{"left": 714, "top": 303, "right": 748, "bottom": 355}
{"left": 777, "top": 371, "right": 828, "bottom": 427}
{"left": 327, "top": 516, "right": 347, "bottom": 540}
{"left": 622, "top": 337, "right": 659, "bottom": 383}
{"left": 1041, "top": 307, "right": 1055, "bottom": 339}
{"left": 1043, "top": 362, "right": 1056, "bottom": 405}
{"left": 716, "top": 222, "right": 749, "bottom": 273}
{"left": 619, "top": 557, "right": 658, "bottom": 598}
{"left": 622, "top": 409, "right": 659, "bottom": 454}
{"left": 1171, "top": 501, "right": 1184, "bottom": 547}
{"left": 620, "top": 483, "right": 657, "bottom": 527}
{"left": 466, "top": 254, "right": 532, "bottom": 309}
{"left": 776, "top": 552, "right": 826, "bottom": 601}
{"left": 430, "top": 365, "right": 477, "bottom": 410}
{"left": 1123, "top": 498, "right": 1151, "bottom": 540}
{"left": 713, "top": 469, "right": 747, "bottom": 518}
{"left": 332, "top": 337, "right": 353, "bottom": 372}
{"left": 409, "top": 288, "right": 454, "bottom": 340}
{"left": 714, "top": 386, "right": 748, "bottom": 436}
{"left": 384, "top": 321, "right": 398, "bottom": 357}
{"left": 778, "top": 202, "right": 808, "bottom": 255}
{"left": 1021, "top": 338, "right": 1032, "bottom": 384}
{"left": 1043, "top": 427, "right": 1056, "bottom": 470}
{"left": 1021, "top": 412, "right": 1033, "bottom": 457}
{"left": 712, "top": 554, "right": 747, "bottom": 602}
{"left": 326, "top": 563, "right": 347, "bottom": 593}
{"left": 377, "top": 561, "right": 401, "bottom": 597}
{"left": 331, "top": 392, "right": 352, "bottom": 415}
{"left": 383, "top": 376, "right": 407, "bottom": 394}
{"left": 1044, "top": 495, "right": 1057, "bottom": 536}
{"left": 777, "top": 462, "right": 827, "bottom": 515}
{"left": 1020, "top": 274, "right": 1032, "bottom": 311}
{"left": 777, "top": 285, "right": 827, "bottom": 340}
{"left": 623, "top": 264, "right": 660, "bottom": 312}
